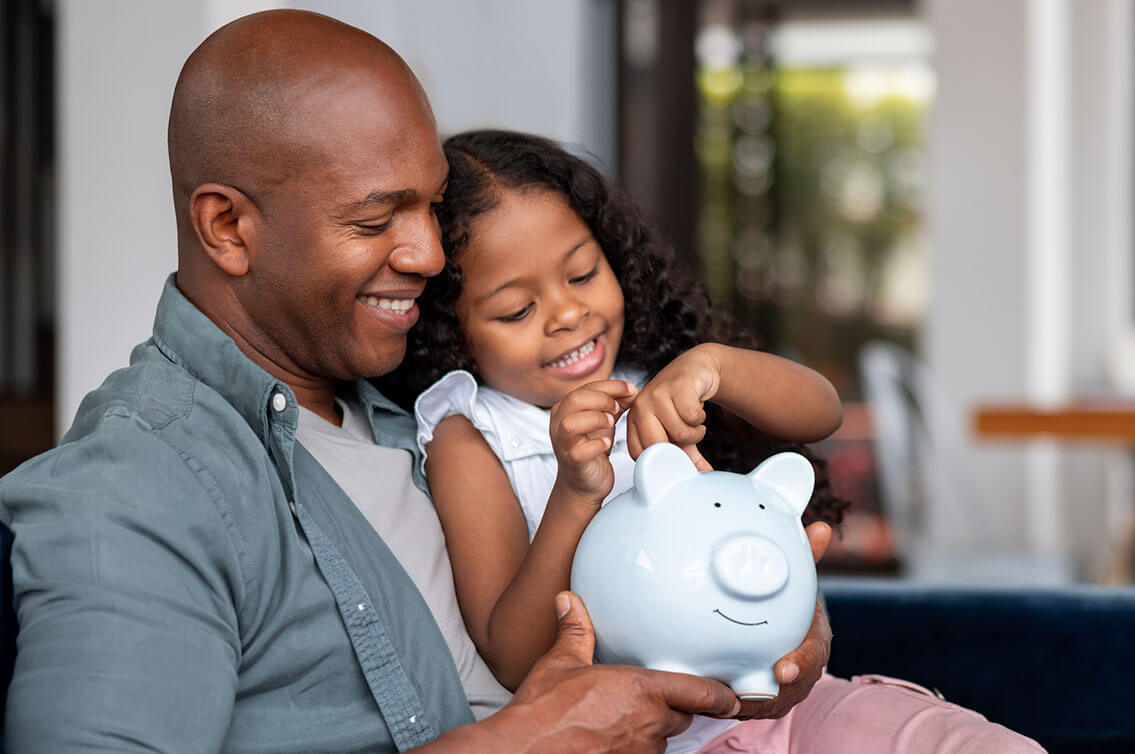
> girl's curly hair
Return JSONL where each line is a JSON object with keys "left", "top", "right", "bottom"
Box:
{"left": 376, "top": 129, "right": 846, "bottom": 527}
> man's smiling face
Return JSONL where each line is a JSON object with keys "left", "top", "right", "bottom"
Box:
{"left": 239, "top": 64, "right": 449, "bottom": 385}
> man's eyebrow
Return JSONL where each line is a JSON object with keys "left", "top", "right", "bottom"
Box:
{"left": 342, "top": 189, "right": 416, "bottom": 214}
{"left": 473, "top": 236, "right": 593, "bottom": 306}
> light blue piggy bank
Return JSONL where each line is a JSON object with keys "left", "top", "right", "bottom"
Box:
{"left": 570, "top": 442, "right": 817, "bottom": 700}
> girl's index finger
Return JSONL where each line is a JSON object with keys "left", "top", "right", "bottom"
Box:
{"left": 575, "top": 379, "right": 637, "bottom": 413}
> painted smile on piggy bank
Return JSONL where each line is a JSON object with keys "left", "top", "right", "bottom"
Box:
{"left": 712, "top": 609, "right": 768, "bottom": 627}
{"left": 571, "top": 442, "right": 818, "bottom": 700}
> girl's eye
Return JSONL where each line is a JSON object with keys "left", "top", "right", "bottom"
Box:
{"left": 498, "top": 304, "right": 533, "bottom": 322}
{"left": 569, "top": 266, "right": 599, "bottom": 285}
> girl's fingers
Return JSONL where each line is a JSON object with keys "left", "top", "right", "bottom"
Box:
{"left": 672, "top": 389, "right": 707, "bottom": 426}
{"left": 633, "top": 396, "right": 706, "bottom": 447}
{"left": 557, "top": 409, "right": 615, "bottom": 440}
{"left": 554, "top": 384, "right": 632, "bottom": 422}
{"left": 626, "top": 412, "right": 670, "bottom": 455}
{"left": 626, "top": 421, "right": 642, "bottom": 460}
{"left": 681, "top": 443, "right": 713, "bottom": 472}
{"left": 565, "top": 436, "right": 613, "bottom": 465}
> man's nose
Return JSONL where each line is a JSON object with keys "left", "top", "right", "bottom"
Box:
{"left": 390, "top": 210, "right": 445, "bottom": 277}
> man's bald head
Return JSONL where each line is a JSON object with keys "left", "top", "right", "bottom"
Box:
{"left": 165, "top": 10, "right": 447, "bottom": 411}
{"left": 168, "top": 9, "right": 430, "bottom": 250}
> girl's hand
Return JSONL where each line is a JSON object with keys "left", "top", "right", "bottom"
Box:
{"left": 549, "top": 380, "right": 638, "bottom": 502}
{"left": 626, "top": 345, "right": 720, "bottom": 471}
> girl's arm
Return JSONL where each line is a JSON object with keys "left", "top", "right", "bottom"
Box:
{"left": 626, "top": 343, "right": 843, "bottom": 467}
{"left": 425, "top": 380, "right": 635, "bottom": 690}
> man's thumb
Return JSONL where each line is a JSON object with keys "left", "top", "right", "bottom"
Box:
{"left": 553, "top": 591, "right": 596, "bottom": 665}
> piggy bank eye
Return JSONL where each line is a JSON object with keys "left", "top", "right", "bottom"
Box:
{"left": 713, "top": 502, "right": 722, "bottom": 508}
{"left": 758, "top": 503, "right": 766, "bottom": 510}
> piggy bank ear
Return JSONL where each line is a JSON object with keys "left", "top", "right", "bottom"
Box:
{"left": 635, "top": 442, "right": 699, "bottom": 506}
{"left": 748, "top": 452, "right": 815, "bottom": 517}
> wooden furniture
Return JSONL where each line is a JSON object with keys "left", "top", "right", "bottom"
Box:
{"left": 973, "top": 400, "right": 1135, "bottom": 443}
{"left": 973, "top": 398, "right": 1135, "bottom": 584}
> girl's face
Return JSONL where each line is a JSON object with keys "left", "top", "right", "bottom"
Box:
{"left": 455, "top": 188, "right": 625, "bottom": 408}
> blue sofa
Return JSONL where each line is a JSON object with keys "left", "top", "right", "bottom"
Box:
{"left": 822, "top": 577, "right": 1135, "bottom": 753}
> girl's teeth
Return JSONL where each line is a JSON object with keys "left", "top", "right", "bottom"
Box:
{"left": 548, "top": 338, "right": 596, "bottom": 369}
{"left": 358, "top": 295, "right": 413, "bottom": 313}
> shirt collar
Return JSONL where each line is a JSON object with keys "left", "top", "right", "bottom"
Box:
{"left": 150, "top": 274, "right": 421, "bottom": 491}
{"left": 151, "top": 274, "right": 297, "bottom": 450}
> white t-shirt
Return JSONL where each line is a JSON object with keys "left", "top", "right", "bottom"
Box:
{"left": 296, "top": 397, "right": 512, "bottom": 722}
{"left": 414, "top": 368, "right": 739, "bottom": 753}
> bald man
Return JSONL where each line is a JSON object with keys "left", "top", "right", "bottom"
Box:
{"left": 0, "top": 9, "right": 1045, "bottom": 754}
{"left": 0, "top": 10, "right": 743, "bottom": 753}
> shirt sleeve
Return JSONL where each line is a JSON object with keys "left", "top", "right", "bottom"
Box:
{"left": 413, "top": 370, "right": 503, "bottom": 478}
{"left": 0, "top": 416, "right": 244, "bottom": 752}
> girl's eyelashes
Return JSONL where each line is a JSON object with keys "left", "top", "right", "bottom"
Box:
{"left": 569, "top": 265, "right": 599, "bottom": 285}
{"left": 497, "top": 303, "right": 534, "bottom": 322}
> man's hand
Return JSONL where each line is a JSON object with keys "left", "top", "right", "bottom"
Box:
{"left": 735, "top": 521, "right": 833, "bottom": 719}
{"left": 485, "top": 592, "right": 740, "bottom": 753}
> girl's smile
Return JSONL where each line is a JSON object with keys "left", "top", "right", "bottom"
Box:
{"left": 455, "top": 188, "right": 625, "bottom": 408}
{"left": 542, "top": 335, "right": 607, "bottom": 378}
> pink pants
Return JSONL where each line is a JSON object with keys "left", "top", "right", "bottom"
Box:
{"left": 698, "top": 672, "right": 1045, "bottom": 753}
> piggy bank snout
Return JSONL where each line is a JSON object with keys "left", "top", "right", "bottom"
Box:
{"left": 711, "top": 534, "right": 789, "bottom": 598}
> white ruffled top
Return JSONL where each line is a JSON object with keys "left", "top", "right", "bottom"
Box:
{"left": 414, "top": 368, "right": 645, "bottom": 541}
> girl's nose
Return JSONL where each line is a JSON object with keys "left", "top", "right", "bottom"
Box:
{"left": 546, "top": 290, "right": 589, "bottom": 333}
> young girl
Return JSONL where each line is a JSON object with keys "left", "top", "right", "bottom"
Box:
{"left": 379, "top": 129, "right": 846, "bottom": 752}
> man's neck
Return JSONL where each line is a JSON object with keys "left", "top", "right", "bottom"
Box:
{"left": 294, "top": 385, "right": 344, "bottom": 427}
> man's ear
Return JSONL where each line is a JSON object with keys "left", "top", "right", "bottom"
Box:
{"left": 189, "top": 183, "right": 257, "bottom": 277}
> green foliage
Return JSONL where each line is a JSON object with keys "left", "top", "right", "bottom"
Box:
{"left": 695, "top": 64, "right": 929, "bottom": 397}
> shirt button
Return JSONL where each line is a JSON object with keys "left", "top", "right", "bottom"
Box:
{"left": 510, "top": 437, "right": 521, "bottom": 449}
{"left": 272, "top": 393, "right": 287, "bottom": 412}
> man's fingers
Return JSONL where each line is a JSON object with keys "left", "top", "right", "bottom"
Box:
{"left": 653, "top": 670, "right": 740, "bottom": 719}
{"left": 773, "top": 598, "right": 832, "bottom": 685}
{"left": 805, "top": 521, "right": 832, "bottom": 564}
{"left": 550, "top": 592, "right": 595, "bottom": 666}
{"left": 662, "top": 710, "right": 696, "bottom": 739}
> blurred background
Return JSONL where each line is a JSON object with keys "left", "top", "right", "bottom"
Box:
{"left": 3, "top": 0, "right": 1135, "bottom": 586}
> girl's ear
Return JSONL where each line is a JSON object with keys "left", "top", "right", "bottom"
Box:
{"left": 188, "top": 183, "right": 258, "bottom": 277}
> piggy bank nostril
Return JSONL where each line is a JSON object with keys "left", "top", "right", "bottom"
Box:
{"left": 711, "top": 535, "right": 789, "bottom": 598}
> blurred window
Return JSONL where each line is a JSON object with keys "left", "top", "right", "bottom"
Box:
{"left": 618, "top": 0, "right": 927, "bottom": 572}
{"left": 619, "top": 0, "right": 928, "bottom": 401}
{"left": 694, "top": 4, "right": 932, "bottom": 399}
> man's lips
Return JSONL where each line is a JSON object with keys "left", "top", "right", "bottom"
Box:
{"left": 356, "top": 293, "right": 421, "bottom": 332}
{"left": 356, "top": 294, "right": 416, "bottom": 314}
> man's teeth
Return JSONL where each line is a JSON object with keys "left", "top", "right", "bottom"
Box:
{"left": 358, "top": 295, "right": 413, "bottom": 313}
{"left": 547, "top": 339, "right": 596, "bottom": 369}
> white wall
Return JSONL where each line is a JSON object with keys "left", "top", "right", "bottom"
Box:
{"left": 303, "top": 0, "right": 616, "bottom": 168}
{"left": 56, "top": 0, "right": 615, "bottom": 434}
{"left": 923, "top": 0, "right": 1134, "bottom": 579}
